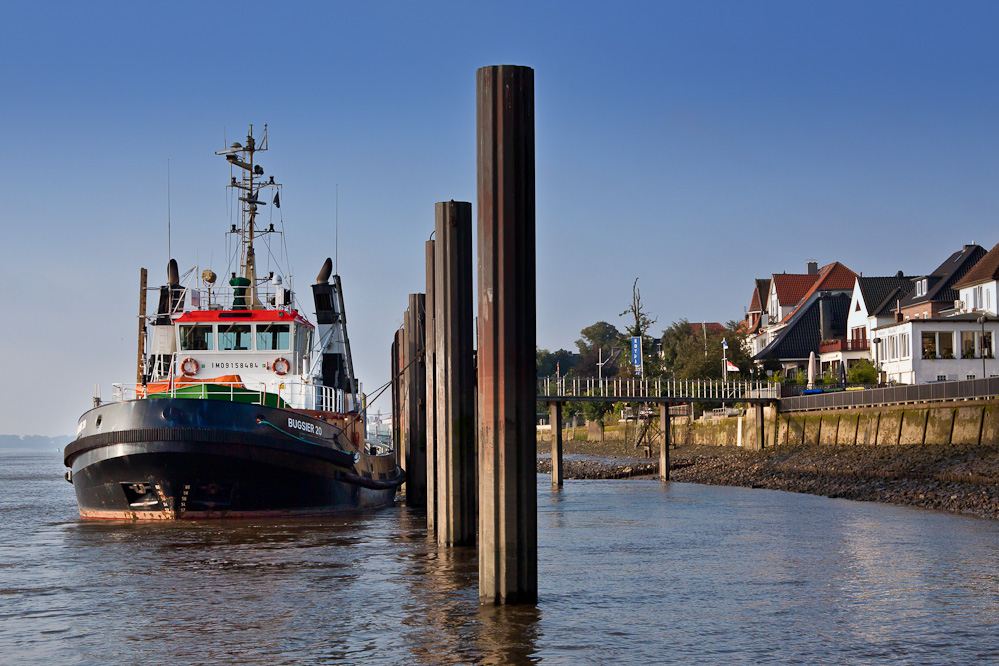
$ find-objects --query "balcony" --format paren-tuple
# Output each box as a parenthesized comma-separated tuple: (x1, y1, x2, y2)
(819, 338, 870, 353)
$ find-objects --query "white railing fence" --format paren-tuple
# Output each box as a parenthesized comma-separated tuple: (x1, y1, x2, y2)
(537, 377, 779, 401)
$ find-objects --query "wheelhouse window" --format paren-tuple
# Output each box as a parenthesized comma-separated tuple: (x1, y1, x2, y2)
(219, 324, 252, 351)
(179, 325, 214, 351)
(256, 323, 291, 351)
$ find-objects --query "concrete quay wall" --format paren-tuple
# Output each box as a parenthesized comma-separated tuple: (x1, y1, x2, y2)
(675, 399, 999, 450)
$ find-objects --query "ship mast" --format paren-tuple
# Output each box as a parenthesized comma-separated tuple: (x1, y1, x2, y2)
(216, 124, 278, 309)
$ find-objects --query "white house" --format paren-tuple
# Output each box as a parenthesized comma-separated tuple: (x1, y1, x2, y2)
(825, 274, 913, 373)
(873, 315, 997, 384)
(953, 241, 999, 316)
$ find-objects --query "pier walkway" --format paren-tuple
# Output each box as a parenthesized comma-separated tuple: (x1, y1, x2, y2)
(537, 377, 779, 404)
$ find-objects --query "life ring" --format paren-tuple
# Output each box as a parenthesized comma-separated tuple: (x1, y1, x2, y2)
(180, 358, 199, 376)
(272, 357, 290, 375)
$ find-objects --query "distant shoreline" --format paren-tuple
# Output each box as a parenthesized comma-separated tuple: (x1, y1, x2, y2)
(0, 434, 72, 452)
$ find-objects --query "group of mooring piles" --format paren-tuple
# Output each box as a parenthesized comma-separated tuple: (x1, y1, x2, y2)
(390, 65, 537, 605)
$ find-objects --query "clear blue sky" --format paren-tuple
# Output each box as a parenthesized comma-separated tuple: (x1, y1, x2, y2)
(2, 1, 996, 436)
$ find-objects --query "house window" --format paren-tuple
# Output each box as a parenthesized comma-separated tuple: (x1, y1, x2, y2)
(937, 375, 947, 381)
(900, 333, 909, 359)
(982, 331, 994, 358)
(922, 332, 937, 358)
(938, 331, 955, 359)
(962, 331, 977, 358)
(916, 281, 923, 297)
(967, 375, 976, 380)
(922, 331, 955, 358)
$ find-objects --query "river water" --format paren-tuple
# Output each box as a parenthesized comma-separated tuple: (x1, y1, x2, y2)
(4, 450, 999, 665)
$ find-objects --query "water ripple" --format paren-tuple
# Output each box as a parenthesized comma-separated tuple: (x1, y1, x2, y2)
(3, 452, 999, 664)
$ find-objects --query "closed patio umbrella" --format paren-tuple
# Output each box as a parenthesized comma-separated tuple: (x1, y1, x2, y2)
(807, 351, 817, 389)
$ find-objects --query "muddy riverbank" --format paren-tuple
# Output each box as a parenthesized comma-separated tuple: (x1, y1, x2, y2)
(537, 440, 999, 519)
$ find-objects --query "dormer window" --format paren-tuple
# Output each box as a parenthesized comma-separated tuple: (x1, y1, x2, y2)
(915, 279, 927, 298)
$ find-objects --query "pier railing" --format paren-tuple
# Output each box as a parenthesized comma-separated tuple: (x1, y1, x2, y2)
(780, 376, 999, 412)
(537, 377, 779, 402)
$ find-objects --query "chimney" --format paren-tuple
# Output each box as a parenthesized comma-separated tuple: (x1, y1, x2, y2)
(807, 261, 818, 275)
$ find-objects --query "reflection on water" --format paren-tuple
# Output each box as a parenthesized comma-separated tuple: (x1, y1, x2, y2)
(4, 451, 999, 665)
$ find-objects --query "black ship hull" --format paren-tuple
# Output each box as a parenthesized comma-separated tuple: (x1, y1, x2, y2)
(65, 398, 403, 520)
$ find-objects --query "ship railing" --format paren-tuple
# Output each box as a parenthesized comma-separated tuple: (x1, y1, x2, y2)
(364, 439, 393, 456)
(181, 285, 295, 313)
(112, 381, 270, 404)
(109, 380, 342, 411)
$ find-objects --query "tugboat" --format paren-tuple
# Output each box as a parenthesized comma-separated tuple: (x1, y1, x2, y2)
(64, 126, 404, 519)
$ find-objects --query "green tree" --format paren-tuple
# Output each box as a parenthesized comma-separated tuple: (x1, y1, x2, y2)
(537, 346, 575, 377)
(658, 319, 751, 380)
(576, 321, 622, 355)
(760, 353, 782, 377)
(581, 395, 612, 425)
(847, 358, 878, 384)
(575, 321, 623, 377)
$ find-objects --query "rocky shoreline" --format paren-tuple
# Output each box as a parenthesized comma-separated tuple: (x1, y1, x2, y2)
(536, 442, 999, 519)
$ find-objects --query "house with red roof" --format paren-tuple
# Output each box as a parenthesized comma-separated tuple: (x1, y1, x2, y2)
(750, 261, 859, 376)
(746, 263, 819, 357)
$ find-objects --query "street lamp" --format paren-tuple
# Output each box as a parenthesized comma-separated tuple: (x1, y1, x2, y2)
(872, 337, 882, 385)
(978, 314, 988, 380)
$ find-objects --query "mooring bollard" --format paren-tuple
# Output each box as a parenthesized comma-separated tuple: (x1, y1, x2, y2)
(756, 402, 765, 449)
(425, 241, 438, 534)
(550, 401, 563, 488)
(660, 403, 670, 482)
(434, 200, 476, 547)
(477, 64, 537, 605)
(405, 294, 427, 507)
(392, 329, 405, 476)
